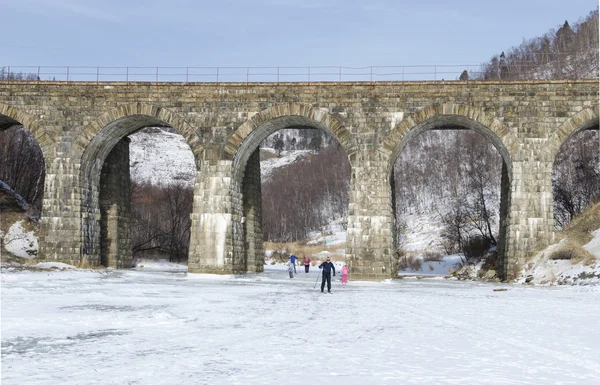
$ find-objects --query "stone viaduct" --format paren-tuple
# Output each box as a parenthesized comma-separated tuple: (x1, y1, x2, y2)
(0, 79, 598, 280)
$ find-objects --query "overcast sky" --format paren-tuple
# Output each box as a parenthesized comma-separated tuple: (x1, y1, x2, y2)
(1, 0, 598, 68)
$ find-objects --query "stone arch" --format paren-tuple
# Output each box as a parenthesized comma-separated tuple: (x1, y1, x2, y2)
(545, 104, 599, 229)
(224, 103, 354, 273)
(71, 102, 202, 160)
(541, 104, 599, 161)
(0, 103, 55, 159)
(75, 103, 201, 266)
(380, 103, 519, 280)
(225, 103, 356, 176)
(380, 103, 520, 175)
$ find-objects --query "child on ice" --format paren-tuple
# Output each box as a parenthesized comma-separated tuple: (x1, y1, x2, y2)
(341, 263, 349, 285)
(287, 258, 295, 279)
(303, 255, 311, 273)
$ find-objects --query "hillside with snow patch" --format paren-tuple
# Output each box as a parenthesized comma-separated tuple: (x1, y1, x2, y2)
(128, 129, 315, 185)
(259, 148, 312, 181)
(129, 128, 195, 186)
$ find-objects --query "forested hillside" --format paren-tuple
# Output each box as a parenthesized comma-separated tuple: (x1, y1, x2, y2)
(261, 136, 349, 242)
(476, 8, 598, 80)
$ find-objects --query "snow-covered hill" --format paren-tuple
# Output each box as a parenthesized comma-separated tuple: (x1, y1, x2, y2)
(129, 128, 195, 186)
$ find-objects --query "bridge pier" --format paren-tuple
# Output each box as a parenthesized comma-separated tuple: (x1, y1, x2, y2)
(188, 150, 236, 274)
(504, 158, 555, 280)
(38, 153, 82, 265)
(346, 149, 396, 281)
(241, 149, 264, 273)
(188, 148, 264, 275)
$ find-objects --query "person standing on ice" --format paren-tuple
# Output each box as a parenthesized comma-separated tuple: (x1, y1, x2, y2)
(303, 255, 311, 273)
(341, 263, 349, 285)
(318, 256, 336, 293)
(289, 254, 298, 274)
(287, 258, 295, 279)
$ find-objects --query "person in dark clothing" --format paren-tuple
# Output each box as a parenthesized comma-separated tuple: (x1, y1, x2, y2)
(318, 256, 336, 293)
(289, 254, 298, 274)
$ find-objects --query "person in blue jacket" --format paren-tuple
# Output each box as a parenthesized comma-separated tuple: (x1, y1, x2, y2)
(289, 254, 298, 274)
(319, 256, 336, 293)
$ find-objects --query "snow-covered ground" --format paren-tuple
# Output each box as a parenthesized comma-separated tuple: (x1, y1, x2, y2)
(400, 212, 446, 255)
(132, 259, 188, 271)
(2, 264, 600, 384)
(398, 254, 464, 276)
(584, 229, 600, 256)
(1, 220, 38, 258)
(397, 212, 463, 276)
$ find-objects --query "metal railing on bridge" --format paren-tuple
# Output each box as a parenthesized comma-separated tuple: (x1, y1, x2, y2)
(1, 63, 597, 83)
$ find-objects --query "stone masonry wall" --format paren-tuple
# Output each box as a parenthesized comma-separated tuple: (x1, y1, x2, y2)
(0, 80, 597, 280)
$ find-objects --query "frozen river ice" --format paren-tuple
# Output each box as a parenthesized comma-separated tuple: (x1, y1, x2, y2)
(2, 264, 600, 385)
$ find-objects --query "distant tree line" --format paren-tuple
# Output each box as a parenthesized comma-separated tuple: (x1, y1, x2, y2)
(0, 67, 40, 81)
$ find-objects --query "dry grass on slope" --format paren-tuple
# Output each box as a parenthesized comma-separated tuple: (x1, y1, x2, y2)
(550, 200, 600, 264)
(557, 200, 600, 245)
(264, 241, 345, 262)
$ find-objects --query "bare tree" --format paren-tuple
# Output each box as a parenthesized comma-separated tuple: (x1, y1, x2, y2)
(553, 129, 600, 228)
(130, 182, 193, 262)
(0, 125, 45, 218)
(0, 67, 39, 81)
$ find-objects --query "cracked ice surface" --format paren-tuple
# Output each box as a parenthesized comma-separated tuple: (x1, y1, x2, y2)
(2, 266, 600, 385)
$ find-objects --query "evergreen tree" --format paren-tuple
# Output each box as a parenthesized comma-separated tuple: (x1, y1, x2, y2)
(499, 52, 509, 80)
(555, 20, 574, 53)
